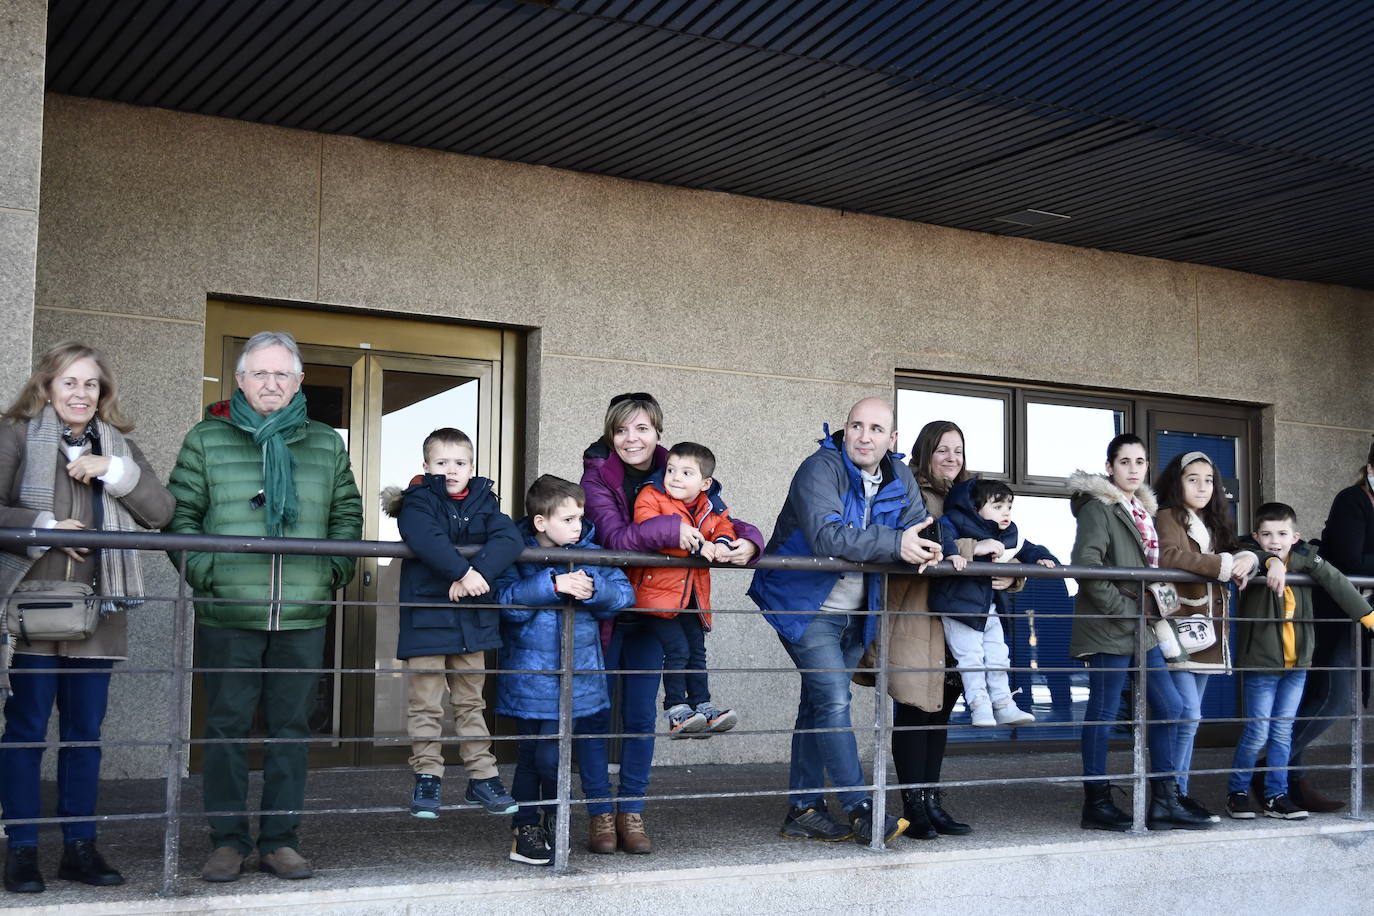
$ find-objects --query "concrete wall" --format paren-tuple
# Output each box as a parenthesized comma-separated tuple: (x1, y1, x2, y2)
(32, 93, 1374, 774)
(0, 0, 45, 396)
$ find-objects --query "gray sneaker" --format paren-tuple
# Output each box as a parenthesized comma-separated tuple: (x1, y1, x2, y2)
(695, 702, 739, 733)
(779, 805, 854, 841)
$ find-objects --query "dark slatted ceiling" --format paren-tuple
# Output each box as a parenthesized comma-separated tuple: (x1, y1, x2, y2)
(44, 0, 1374, 290)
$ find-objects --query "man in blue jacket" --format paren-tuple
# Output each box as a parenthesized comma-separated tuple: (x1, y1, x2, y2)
(749, 398, 945, 846)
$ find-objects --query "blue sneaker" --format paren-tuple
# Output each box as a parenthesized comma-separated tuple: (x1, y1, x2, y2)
(465, 777, 518, 815)
(410, 774, 441, 819)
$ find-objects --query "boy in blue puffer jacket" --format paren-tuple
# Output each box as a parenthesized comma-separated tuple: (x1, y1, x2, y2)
(930, 477, 1058, 728)
(494, 475, 635, 866)
(382, 428, 523, 824)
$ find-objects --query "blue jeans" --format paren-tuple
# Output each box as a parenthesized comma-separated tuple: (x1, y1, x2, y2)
(1080, 648, 1184, 783)
(641, 614, 710, 709)
(0, 654, 115, 847)
(1289, 627, 1354, 774)
(510, 715, 612, 827)
(1229, 669, 1307, 798)
(778, 613, 867, 811)
(605, 617, 663, 814)
(1170, 670, 1210, 794)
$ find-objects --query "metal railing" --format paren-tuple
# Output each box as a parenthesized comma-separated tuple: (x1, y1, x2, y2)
(0, 527, 1369, 894)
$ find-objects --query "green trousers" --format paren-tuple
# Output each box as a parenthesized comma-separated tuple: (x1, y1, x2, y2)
(197, 625, 326, 855)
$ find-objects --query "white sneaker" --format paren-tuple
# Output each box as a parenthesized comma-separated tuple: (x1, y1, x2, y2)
(969, 700, 997, 727)
(992, 701, 1035, 726)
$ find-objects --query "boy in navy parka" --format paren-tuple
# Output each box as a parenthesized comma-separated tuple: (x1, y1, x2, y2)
(382, 428, 523, 822)
(494, 475, 635, 865)
(931, 477, 1057, 728)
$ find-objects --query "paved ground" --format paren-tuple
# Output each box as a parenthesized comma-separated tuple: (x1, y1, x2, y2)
(1, 744, 1367, 909)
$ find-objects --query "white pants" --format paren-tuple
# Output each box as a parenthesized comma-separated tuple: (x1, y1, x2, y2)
(942, 606, 1012, 707)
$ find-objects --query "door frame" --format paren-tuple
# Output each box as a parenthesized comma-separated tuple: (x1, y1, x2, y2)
(199, 300, 526, 768)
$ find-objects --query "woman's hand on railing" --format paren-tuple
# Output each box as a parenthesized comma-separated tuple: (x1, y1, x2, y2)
(53, 517, 90, 562)
(1231, 551, 1258, 585)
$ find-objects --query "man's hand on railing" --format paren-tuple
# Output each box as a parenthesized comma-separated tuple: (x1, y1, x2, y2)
(900, 517, 943, 568)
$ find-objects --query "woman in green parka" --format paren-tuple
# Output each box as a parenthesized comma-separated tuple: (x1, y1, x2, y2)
(1068, 433, 1210, 833)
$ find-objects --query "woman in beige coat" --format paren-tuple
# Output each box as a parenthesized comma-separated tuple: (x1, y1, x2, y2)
(883, 420, 982, 839)
(0, 342, 174, 894)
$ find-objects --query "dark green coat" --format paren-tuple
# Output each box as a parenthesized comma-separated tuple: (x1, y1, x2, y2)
(166, 402, 362, 630)
(1234, 539, 1372, 671)
(1067, 471, 1160, 658)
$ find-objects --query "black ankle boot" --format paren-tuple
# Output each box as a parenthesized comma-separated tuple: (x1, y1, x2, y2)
(901, 789, 938, 840)
(923, 788, 972, 835)
(1147, 778, 1213, 831)
(4, 846, 44, 894)
(58, 840, 124, 887)
(1080, 782, 1131, 831)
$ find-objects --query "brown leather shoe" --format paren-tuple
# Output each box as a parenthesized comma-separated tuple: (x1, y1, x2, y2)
(200, 846, 245, 883)
(615, 812, 651, 854)
(258, 846, 313, 880)
(1293, 775, 1346, 813)
(587, 813, 617, 854)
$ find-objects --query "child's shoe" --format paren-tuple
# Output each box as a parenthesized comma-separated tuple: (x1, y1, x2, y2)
(968, 698, 997, 728)
(587, 813, 617, 854)
(665, 703, 708, 738)
(1262, 793, 1309, 820)
(410, 773, 441, 819)
(465, 776, 518, 815)
(1226, 791, 1258, 819)
(991, 699, 1034, 726)
(846, 798, 908, 845)
(509, 824, 552, 866)
(695, 701, 738, 733)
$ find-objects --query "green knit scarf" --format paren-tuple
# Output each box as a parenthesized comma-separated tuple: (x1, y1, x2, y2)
(228, 389, 305, 536)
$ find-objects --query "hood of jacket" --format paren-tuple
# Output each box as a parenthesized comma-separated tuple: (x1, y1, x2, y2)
(1068, 470, 1157, 517)
(380, 474, 496, 518)
(942, 476, 1019, 547)
(818, 424, 906, 495)
(641, 467, 730, 517)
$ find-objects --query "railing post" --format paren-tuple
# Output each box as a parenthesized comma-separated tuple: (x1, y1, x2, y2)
(160, 553, 192, 897)
(1130, 589, 1148, 833)
(553, 563, 575, 871)
(1349, 619, 1364, 820)
(870, 577, 891, 850)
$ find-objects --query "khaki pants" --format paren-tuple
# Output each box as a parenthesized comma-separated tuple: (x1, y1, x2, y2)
(405, 652, 497, 779)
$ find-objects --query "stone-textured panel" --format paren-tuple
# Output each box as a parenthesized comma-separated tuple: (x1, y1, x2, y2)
(0, 209, 38, 399)
(0, 0, 45, 211)
(37, 95, 319, 321)
(1197, 265, 1374, 430)
(1273, 420, 1374, 539)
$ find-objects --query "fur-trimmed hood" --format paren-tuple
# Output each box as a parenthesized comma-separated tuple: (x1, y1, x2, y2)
(1067, 470, 1157, 517)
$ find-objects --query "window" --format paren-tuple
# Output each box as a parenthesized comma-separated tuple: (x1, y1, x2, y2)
(896, 374, 1260, 747)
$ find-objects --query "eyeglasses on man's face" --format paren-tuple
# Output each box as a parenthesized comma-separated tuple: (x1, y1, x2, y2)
(239, 370, 300, 385)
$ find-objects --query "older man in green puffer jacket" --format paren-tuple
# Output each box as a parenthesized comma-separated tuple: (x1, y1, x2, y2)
(167, 331, 361, 883)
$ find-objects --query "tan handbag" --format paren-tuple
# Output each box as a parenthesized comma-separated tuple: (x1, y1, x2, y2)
(5, 557, 98, 645)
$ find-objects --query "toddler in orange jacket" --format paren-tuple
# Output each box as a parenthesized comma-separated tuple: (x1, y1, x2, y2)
(631, 442, 741, 737)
